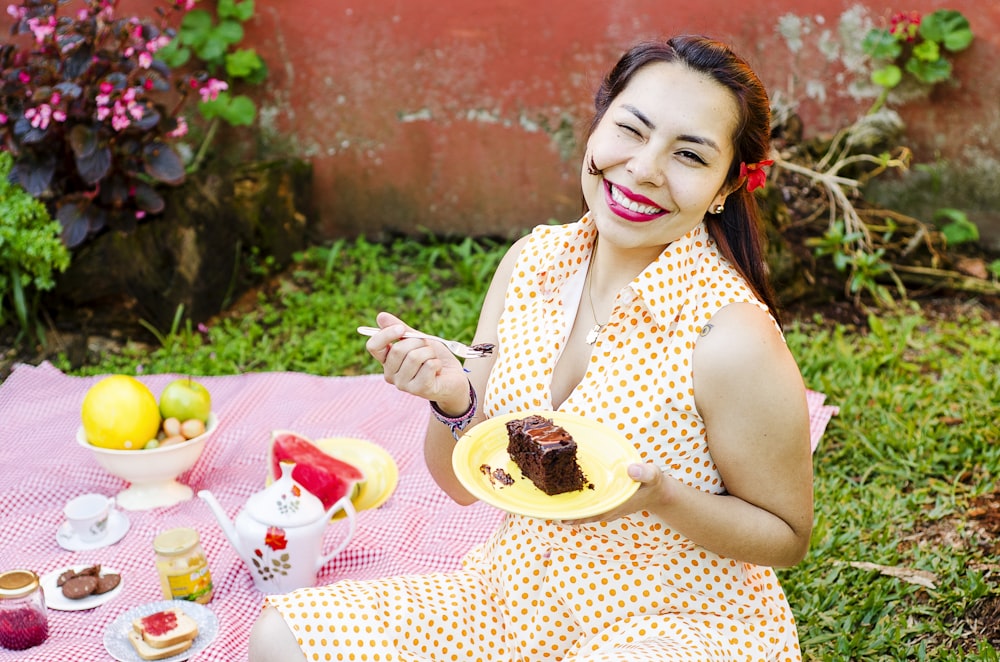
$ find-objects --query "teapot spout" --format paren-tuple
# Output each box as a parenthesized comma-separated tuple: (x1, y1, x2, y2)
(197, 490, 248, 565)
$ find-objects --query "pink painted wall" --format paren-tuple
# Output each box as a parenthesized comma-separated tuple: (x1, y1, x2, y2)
(9, 1, 999, 240)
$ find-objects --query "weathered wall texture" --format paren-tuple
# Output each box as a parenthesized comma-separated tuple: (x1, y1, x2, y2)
(11, 1, 1000, 244)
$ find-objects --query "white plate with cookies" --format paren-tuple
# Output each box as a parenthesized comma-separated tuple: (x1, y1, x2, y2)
(103, 599, 219, 662)
(40, 564, 124, 611)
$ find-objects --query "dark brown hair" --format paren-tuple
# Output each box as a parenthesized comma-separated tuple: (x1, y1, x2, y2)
(589, 36, 781, 325)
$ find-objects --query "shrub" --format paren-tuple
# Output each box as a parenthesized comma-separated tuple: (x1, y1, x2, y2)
(0, 151, 70, 342)
(0, 0, 249, 249)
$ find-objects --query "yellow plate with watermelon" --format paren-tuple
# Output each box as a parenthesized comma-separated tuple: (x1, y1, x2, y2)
(267, 431, 399, 518)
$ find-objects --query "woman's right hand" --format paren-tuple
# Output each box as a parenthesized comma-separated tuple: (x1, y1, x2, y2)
(364, 311, 472, 413)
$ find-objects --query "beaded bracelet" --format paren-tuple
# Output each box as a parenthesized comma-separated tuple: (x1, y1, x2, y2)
(430, 380, 478, 440)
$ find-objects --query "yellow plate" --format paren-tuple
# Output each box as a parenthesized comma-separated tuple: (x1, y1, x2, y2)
(452, 411, 641, 520)
(314, 437, 399, 517)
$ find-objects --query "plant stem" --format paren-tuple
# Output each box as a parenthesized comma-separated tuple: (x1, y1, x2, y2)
(188, 117, 220, 174)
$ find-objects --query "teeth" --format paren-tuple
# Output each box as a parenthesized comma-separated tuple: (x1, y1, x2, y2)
(610, 184, 663, 215)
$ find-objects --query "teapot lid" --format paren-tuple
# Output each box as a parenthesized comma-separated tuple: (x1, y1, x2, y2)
(245, 462, 325, 527)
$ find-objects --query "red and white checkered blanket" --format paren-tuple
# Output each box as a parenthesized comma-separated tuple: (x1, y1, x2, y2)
(0, 362, 837, 661)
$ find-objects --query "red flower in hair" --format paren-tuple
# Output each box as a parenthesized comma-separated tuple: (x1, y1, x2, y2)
(740, 159, 774, 192)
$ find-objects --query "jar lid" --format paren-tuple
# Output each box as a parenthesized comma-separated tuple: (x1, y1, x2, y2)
(153, 527, 200, 555)
(0, 570, 39, 599)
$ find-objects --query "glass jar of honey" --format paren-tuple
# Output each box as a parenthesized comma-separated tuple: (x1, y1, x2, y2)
(153, 527, 213, 603)
(0, 569, 49, 650)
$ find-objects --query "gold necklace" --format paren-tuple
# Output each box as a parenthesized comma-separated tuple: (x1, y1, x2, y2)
(584, 256, 605, 345)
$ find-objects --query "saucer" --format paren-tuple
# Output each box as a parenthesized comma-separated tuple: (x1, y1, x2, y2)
(40, 565, 124, 611)
(57, 509, 130, 551)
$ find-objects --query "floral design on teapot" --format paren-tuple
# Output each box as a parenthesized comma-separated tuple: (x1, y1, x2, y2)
(252, 526, 291, 581)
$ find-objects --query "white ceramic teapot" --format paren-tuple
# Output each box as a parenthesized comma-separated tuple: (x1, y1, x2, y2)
(199, 462, 356, 593)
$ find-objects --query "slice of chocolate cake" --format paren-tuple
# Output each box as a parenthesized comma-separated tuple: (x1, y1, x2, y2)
(506, 415, 586, 495)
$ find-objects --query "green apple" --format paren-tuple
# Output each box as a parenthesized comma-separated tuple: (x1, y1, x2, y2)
(159, 378, 212, 423)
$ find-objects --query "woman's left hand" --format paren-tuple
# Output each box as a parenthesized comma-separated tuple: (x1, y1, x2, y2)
(561, 462, 666, 525)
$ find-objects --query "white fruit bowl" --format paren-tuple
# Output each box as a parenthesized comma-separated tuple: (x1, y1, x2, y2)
(77, 413, 218, 511)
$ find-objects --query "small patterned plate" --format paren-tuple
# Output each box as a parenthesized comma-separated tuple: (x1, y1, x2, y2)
(103, 599, 219, 662)
(453, 411, 642, 519)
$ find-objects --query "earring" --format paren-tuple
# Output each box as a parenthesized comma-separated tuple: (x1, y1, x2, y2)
(711, 204, 724, 214)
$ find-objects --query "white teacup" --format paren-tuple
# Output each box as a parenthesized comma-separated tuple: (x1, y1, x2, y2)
(64, 493, 116, 543)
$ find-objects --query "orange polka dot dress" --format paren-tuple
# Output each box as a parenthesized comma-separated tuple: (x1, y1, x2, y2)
(265, 215, 802, 661)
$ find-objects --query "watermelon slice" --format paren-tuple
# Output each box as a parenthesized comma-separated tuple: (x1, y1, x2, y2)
(269, 431, 365, 510)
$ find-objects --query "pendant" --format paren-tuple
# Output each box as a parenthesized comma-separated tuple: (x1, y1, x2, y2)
(585, 323, 604, 345)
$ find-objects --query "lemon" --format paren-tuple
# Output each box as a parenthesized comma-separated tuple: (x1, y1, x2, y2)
(81, 375, 162, 450)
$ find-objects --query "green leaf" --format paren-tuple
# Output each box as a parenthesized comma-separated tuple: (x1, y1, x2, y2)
(871, 65, 902, 89)
(213, 20, 245, 46)
(179, 9, 213, 47)
(225, 49, 263, 78)
(934, 208, 979, 245)
(862, 29, 901, 59)
(988, 259, 1000, 279)
(195, 39, 227, 63)
(155, 39, 191, 68)
(219, 0, 255, 22)
(905, 57, 951, 85)
(222, 95, 256, 126)
(911, 39, 940, 63)
(920, 10, 973, 52)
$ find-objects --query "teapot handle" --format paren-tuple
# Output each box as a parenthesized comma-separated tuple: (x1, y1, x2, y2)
(318, 496, 357, 568)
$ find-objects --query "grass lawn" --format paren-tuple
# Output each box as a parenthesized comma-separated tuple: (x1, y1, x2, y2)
(56, 236, 1000, 660)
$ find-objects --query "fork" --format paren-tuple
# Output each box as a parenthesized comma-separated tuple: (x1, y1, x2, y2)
(356, 326, 494, 359)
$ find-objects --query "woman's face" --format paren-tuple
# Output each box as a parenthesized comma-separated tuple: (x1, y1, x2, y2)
(582, 61, 740, 253)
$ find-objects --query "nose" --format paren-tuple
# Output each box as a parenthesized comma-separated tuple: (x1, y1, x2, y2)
(625, 145, 666, 187)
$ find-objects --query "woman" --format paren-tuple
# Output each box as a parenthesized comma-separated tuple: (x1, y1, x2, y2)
(250, 35, 813, 661)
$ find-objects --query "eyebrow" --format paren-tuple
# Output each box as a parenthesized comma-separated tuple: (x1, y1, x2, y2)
(623, 104, 722, 153)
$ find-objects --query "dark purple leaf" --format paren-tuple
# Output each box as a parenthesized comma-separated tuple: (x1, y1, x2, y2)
(101, 174, 130, 207)
(69, 124, 98, 157)
(76, 144, 111, 184)
(56, 202, 92, 248)
(143, 141, 185, 185)
(131, 104, 160, 131)
(133, 181, 165, 213)
(13, 117, 46, 144)
(54, 81, 83, 99)
(9, 155, 54, 196)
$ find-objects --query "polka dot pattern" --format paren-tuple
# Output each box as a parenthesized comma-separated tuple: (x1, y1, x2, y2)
(265, 217, 801, 660)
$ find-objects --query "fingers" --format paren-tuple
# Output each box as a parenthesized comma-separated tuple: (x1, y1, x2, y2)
(627, 462, 661, 484)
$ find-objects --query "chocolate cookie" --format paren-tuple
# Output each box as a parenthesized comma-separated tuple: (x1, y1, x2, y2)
(61, 574, 98, 599)
(93, 573, 121, 594)
(56, 568, 77, 587)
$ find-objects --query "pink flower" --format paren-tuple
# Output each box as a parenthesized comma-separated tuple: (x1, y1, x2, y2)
(111, 113, 130, 131)
(100, 82, 114, 95)
(146, 35, 170, 54)
(138, 51, 152, 69)
(198, 78, 228, 102)
(18, 71, 30, 84)
(740, 159, 774, 193)
(167, 116, 189, 138)
(77, 8, 88, 20)
(96, 106, 111, 121)
(0, 113, 7, 125)
(135, 210, 146, 219)
(177, 0, 197, 10)
(890, 11, 922, 43)
(7, 5, 26, 19)
(27, 16, 55, 43)
(25, 104, 53, 130)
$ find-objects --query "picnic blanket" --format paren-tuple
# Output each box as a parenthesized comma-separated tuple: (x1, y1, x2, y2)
(0, 362, 838, 661)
